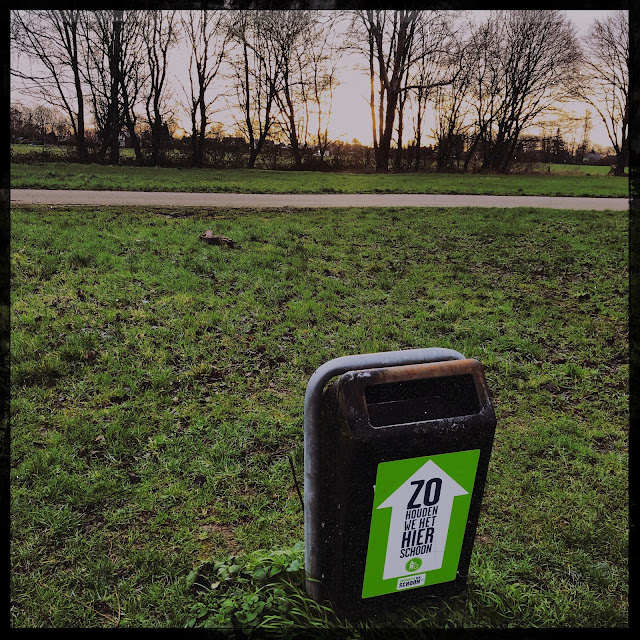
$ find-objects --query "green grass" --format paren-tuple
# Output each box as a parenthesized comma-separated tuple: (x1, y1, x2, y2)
(546, 163, 626, 176)
(11, 205, 628, 629)
(10, 162, 629, 197)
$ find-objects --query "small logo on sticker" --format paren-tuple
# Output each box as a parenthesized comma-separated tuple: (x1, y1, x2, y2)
(405, 558, 422, 572)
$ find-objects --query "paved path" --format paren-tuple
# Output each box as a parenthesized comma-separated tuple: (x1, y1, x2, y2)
(11, 189, 629, 211)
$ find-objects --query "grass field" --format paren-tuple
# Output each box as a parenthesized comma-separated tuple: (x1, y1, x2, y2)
(10, 160, 629, 198)
(545, 164, 622, 176)
(10, 204, 628, 630)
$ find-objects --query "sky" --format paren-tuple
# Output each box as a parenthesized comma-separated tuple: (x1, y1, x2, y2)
(11, 9, 624, 150)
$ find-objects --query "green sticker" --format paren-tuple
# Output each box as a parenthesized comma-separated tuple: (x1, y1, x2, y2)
(362, 450, 480, 599)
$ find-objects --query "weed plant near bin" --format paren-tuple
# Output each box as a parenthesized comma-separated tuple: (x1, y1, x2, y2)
(10, 205, 628, 629)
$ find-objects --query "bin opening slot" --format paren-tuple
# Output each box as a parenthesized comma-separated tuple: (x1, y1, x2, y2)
(364, 374, 481, 427)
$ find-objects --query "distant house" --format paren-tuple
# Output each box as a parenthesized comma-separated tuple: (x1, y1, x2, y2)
(312, 144, 334, 159)
(583, 150, 601, 163)
(118, 131, 132, 148)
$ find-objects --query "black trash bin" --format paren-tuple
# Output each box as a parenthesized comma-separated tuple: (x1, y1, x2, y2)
(305, 352, 496, 617)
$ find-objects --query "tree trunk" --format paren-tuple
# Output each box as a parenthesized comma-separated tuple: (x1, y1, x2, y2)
(462, 133, 481, 173)
(284, 78, 302, 169)
(190, 107, 200, 167)
(120, 76, 144, 165)
(614, 150, 627, 176)
(376, 93, 398, 173)
(198, 93, 207, 167)
(72, 56, 87, 162)
(413, 95, 423, 172)
(150, 99, 164, 165)
(123, 105, 144, 165)
(245, 119, 256, 169)
(150, 122, 160, 166)
(248, 149, 258, 169)
(394, 98, 405, 172)
(614, 118, 628, 176)
(436, 135, 452, 172)
(368, 31, 378, 162)
(107, 11, 122, 165)
(481, 127, 507, 173)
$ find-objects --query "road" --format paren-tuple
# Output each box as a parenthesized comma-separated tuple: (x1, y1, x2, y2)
(10, 189, 629, 211)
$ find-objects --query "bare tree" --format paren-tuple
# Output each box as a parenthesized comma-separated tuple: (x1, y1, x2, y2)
(306, 15, 342, 163)
(79, 10, 148, 165)
(578, 109, 593, 162)
(11, 10, 89, 160)
(141, 10, 178, 165)
(432, 43, 474, 173)
(80, 10, 124, 164)
(393, 63, 411, 171)
(396, 14, 452, 172)
(352, 10, 417, 172)
(404, 15, 455, 172)
(571, 10, 628, 176)
(560, 112, 586, 160)
(470, 11, 579, 173)
(458, 17, 502, 172)
(268, 11, 316, 169)
(10, 102, 68, 144)
(407, 51, 443, 171)
(181, 10, 230, 168)
(350, 10, 452, 173)
(118, 12, 148, 165)
(228, 10, 283, 169)
(267, 11, 344, 168)
(10, 103, 27, 141)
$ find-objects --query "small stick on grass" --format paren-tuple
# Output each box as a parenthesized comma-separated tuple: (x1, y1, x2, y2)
(113, 585, 121, 628)
(288, 453, 304, 513)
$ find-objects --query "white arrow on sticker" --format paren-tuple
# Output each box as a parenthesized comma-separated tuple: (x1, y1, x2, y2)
(377, 460, 468, 581)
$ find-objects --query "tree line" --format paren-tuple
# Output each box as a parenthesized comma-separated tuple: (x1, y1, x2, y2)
(10, 9, 628, 175)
